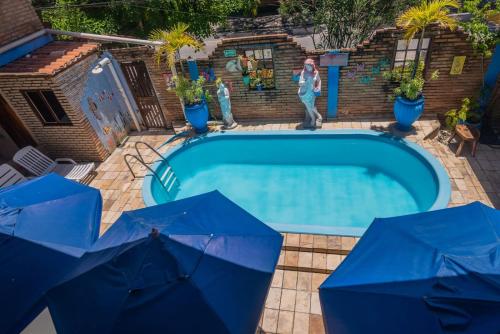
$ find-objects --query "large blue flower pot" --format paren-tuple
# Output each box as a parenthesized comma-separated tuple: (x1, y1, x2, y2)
(185, 101, 209, 133)
(393, 96, 425, 131)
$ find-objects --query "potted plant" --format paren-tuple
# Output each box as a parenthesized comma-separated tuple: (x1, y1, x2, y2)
(149, 23, 203, 123)
(387, 0, 458, 131)
(445, 97, 482, 130)
(173, 76, 212, 133)
(383, 61, 439, 131)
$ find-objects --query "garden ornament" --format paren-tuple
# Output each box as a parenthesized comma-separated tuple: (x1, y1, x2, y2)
(217, 79, 237, 129)
(298, 58, 322, 128)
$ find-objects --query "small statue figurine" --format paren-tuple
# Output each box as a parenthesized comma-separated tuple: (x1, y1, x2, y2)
(216, 78, 237, 129)
(298, 58, 322, 128)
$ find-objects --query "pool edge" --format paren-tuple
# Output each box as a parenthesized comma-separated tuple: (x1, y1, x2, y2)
(142, 129, 452, 236)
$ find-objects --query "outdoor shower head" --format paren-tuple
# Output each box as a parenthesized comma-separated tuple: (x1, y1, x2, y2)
(91, 57, 111, 75)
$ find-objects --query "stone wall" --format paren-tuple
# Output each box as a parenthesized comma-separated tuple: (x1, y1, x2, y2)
(0, 0, 43, 47)
(0, 54, 109, 162)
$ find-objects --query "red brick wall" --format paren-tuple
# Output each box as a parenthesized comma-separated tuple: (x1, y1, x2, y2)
(108, 28, 488, 124)
(0, 0, 43, 47)
(0, 54, 109, 162)
(336, 26, 489, 118)
(205, 34, 326, 121)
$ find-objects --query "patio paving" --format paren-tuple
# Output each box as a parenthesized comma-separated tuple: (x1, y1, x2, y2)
(89, 119, 500, 334)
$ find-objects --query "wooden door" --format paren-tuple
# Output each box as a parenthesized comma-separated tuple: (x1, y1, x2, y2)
(0, 94, 36, 147)
(120, 61, 166, 128)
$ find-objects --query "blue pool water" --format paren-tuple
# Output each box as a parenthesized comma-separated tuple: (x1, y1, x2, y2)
(143, 131, 450, 236)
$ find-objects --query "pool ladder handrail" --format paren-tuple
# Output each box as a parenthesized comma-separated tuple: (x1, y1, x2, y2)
(124, 141, 180, 198)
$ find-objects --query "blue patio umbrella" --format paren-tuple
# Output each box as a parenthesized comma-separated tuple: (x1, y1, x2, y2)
(319, 202, 500, 334)
(46, 190, 283, 334)
(0, 173, 102, 334)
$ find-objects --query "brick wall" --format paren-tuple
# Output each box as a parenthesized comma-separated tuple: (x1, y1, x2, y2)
(0, 0, 43, 47)
(0, 54, 109, 162)
(337, 26, 489, 117)
(108, 27, 488, 124)
(205, 34, 326, 121)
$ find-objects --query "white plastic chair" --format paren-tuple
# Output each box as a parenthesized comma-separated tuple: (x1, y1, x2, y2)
(0, 164, 26, 189)
(13, 146, 96, 183)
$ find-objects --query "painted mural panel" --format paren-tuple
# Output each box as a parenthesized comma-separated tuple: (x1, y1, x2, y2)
(81, 53, 136, 152)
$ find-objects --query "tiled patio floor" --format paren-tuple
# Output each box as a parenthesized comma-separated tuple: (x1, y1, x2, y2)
(89, 119, 500, 334)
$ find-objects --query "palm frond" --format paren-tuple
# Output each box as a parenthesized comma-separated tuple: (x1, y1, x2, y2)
(149, 23, 204, 69)
(396, 0, 458, 40)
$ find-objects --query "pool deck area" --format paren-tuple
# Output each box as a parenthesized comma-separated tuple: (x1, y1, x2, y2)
(89, 119, 500, 334)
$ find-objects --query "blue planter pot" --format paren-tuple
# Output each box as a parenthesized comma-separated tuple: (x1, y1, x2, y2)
(256, 84, 263, 91)
(393, 96, 425, 131)
(185, 101, 209, 133)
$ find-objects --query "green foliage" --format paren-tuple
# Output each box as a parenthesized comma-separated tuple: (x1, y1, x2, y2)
(173, 76, 212, 106)
(41, 0, 118, 35)
(149, 23, 203, 71)
(279, 0, 420, 49)
(459, 0, 500, 58)
(444, 97, 480, 129)
(383, 61, 439, 100)
(35, 0, 252, 38)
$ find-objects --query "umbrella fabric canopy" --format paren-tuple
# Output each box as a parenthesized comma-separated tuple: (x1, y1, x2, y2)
(320, 202, 500, 334)
(47, 190, 283, 334)
(0, 173, 102, 334)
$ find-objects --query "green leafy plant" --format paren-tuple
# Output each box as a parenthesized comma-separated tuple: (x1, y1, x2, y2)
(459, 0, 500, 58)
(37, 0, 256, 38)
(149, 23, 203, 77)
(396, 0, 458, 78)
(279, 0, 421, 49)
(383, 61, 439, 100)
(444, 97, 481, 129)
(173, 76, 212, 106)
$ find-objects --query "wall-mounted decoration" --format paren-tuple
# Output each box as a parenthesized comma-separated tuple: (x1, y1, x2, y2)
(450, 56, 466, 75)
(224, 49, 237, 57)
(319, 53, 349, 67)
(225, 60, 239, 72)
(163, 72, 175, 90)
(356, 63, 365, 72)
(239, 48, 276, 90)
(81, 54, 134, 152)
(378, 57, 390, 68)
(263, 49, 273, 59)
(292, 69, 302, 82)
(360, 75, 374, 84)
(371, 65, 381, 75)
(346, 70, 357, 79)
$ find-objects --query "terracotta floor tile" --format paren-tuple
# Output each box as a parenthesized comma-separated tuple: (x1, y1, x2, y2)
(293, 313, 310, 334)
(283, 271, 298, 289)
(277, 310, 294, 334)
(309, 314, 325, 334)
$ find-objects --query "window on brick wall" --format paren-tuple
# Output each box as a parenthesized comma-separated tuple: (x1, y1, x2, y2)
(393, 38, 431, 70)
(243, 48, 276, 90)
(23, 90, 71, 125)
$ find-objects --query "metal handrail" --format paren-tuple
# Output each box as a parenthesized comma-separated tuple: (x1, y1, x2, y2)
(124, 154, 165, 188)
(134, 141, 166, 165)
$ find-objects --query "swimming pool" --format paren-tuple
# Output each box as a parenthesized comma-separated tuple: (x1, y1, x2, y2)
(143, 130, 450, 236)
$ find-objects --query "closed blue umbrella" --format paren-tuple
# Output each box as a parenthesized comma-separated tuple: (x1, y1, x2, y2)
(320, 202, 500, 334)
(46, 190, 283, 334)
(0, 173, 102, 334)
